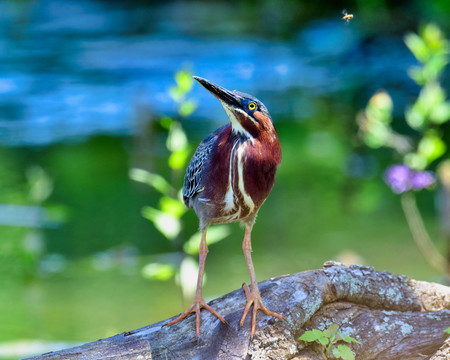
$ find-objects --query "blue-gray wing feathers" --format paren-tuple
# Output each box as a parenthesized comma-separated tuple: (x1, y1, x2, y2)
(182, 130, 219, 206)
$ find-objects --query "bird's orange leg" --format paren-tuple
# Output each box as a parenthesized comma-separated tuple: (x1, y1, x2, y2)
(166, 228, 226, 337)
(239, 225, 284, 335)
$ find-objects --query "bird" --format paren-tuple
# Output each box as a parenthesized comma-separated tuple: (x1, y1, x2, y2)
(166, 76, 283, 337)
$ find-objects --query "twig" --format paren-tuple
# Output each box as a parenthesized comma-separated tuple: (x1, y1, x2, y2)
(400, 191, 448, 273)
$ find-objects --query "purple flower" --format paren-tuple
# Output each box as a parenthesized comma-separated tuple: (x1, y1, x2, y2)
(384, 165, 412, 194)
(411, 171, 436, 190)
(384, 164, 436, 194)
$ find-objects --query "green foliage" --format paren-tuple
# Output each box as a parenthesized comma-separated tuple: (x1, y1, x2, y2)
(183, 225, 232, 255)
(142, 262, 177, 281)
(417, 130, 446, 164)
(166, 119, 190, 170)
(358, 24, 450, 171)
(27, 166, 54, 204)
(405, 24, 449, 84)
(169, 71, 195, 103)
(299, 328, 330, 346)
(131, 69, 195, 246)
(142, 207, 181, 240)
(332, 345, 356, 360)
(401, 24, 449, 170)
(405, 82, 450, 130)
(357, 24, 450, 275)
(444, 326, 450, 335)
(130, 69, 229, 300)
(299, 324, 360, 359)
(129, 168, 173, 195)
(358, 91, 393, 149)
(169, 70, 198, 116)
(0, 164, 59, 281)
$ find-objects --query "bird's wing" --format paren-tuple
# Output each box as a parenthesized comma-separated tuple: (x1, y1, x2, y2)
(182, 126, 225, 204)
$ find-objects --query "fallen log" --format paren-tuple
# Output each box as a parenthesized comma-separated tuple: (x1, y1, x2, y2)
(26, 262, 450, 360)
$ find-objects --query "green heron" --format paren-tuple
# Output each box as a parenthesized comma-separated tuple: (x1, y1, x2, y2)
(166, 76, 283, 337)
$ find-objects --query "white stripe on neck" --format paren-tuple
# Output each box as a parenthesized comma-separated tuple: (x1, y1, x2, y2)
(222, 104, 253, 139)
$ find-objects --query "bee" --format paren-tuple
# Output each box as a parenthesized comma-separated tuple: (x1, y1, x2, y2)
(342, 9, 354, 23)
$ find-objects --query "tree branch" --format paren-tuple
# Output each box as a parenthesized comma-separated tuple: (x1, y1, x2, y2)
(26, 262, 450, 360)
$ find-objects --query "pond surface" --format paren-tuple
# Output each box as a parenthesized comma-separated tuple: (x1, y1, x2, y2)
(0, 0, 417, 146)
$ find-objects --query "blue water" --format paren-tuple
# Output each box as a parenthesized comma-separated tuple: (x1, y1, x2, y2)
(0, 0, 416, 146)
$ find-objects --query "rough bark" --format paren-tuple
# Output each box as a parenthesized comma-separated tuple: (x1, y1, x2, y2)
(26, 262, 450, 360)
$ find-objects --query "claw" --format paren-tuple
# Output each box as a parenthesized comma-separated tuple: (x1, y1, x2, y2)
(239, 282, 284, 335)
(166, 296, 227, 337)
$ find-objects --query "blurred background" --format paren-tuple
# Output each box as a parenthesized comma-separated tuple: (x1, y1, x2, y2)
(1, 0, 450, 358)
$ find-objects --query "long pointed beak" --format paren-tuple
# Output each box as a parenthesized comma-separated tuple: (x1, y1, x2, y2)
(193, 76, 241, 108)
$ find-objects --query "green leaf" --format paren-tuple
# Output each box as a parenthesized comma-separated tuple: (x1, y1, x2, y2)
(183, 225, 231, 255)
(405, 32, 430, 63)
(27, 166, 54, 203)
(299, 329, 323, 343)
(404, 152, 427, 171)
(408, 55, 449, 85)
(407, 66, 430, 86)
(142, 207, 181, 240)
(360, 91, 393, 148)
(422, 82, 446, 110)
(418, 131, 446, 164)
(179, 100, 198, 117)
(407, 66, 426, 85)
(406, 82, 446, 129)
(421, 23, 448, 54)
(339, 333, 360, 344)
(423, 55, 449, 82)
(169, 86, 183, 103)
(444, 327, 450, 335)
(366, 91, 393, 124)
(159, 116, 174, 130)
(405, 24, 449, 83)
(430, 102, 450, 124)
(177, 256, 199, 300)
(317, 335, 329, 346)
(169, 70, 195, 104)
(332, 345, 355, 360)
(362, 122, 390, 149)
(142, 263, 176, 281)
(168, 149, 189, 170)
(405, 106, 426, 130)
(159, 196, 186, 218)
(175, 70, 194, 94)
(324, 324, 339, 339)
(165, 120, 191, 169)
(129, 168, 173, 195)
(167, 122, 188, 152)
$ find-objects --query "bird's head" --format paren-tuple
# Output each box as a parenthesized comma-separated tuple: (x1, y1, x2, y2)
(193, 76, 276, 141)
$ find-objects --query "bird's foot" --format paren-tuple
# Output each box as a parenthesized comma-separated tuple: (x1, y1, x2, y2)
(165, 296, 227, 338)
(239, 282, 284, 335)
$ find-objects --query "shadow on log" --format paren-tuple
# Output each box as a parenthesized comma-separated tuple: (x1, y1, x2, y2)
(26, 262, 450, 360)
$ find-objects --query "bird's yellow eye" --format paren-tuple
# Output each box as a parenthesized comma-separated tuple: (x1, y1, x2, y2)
(248, 102, 256, 111)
